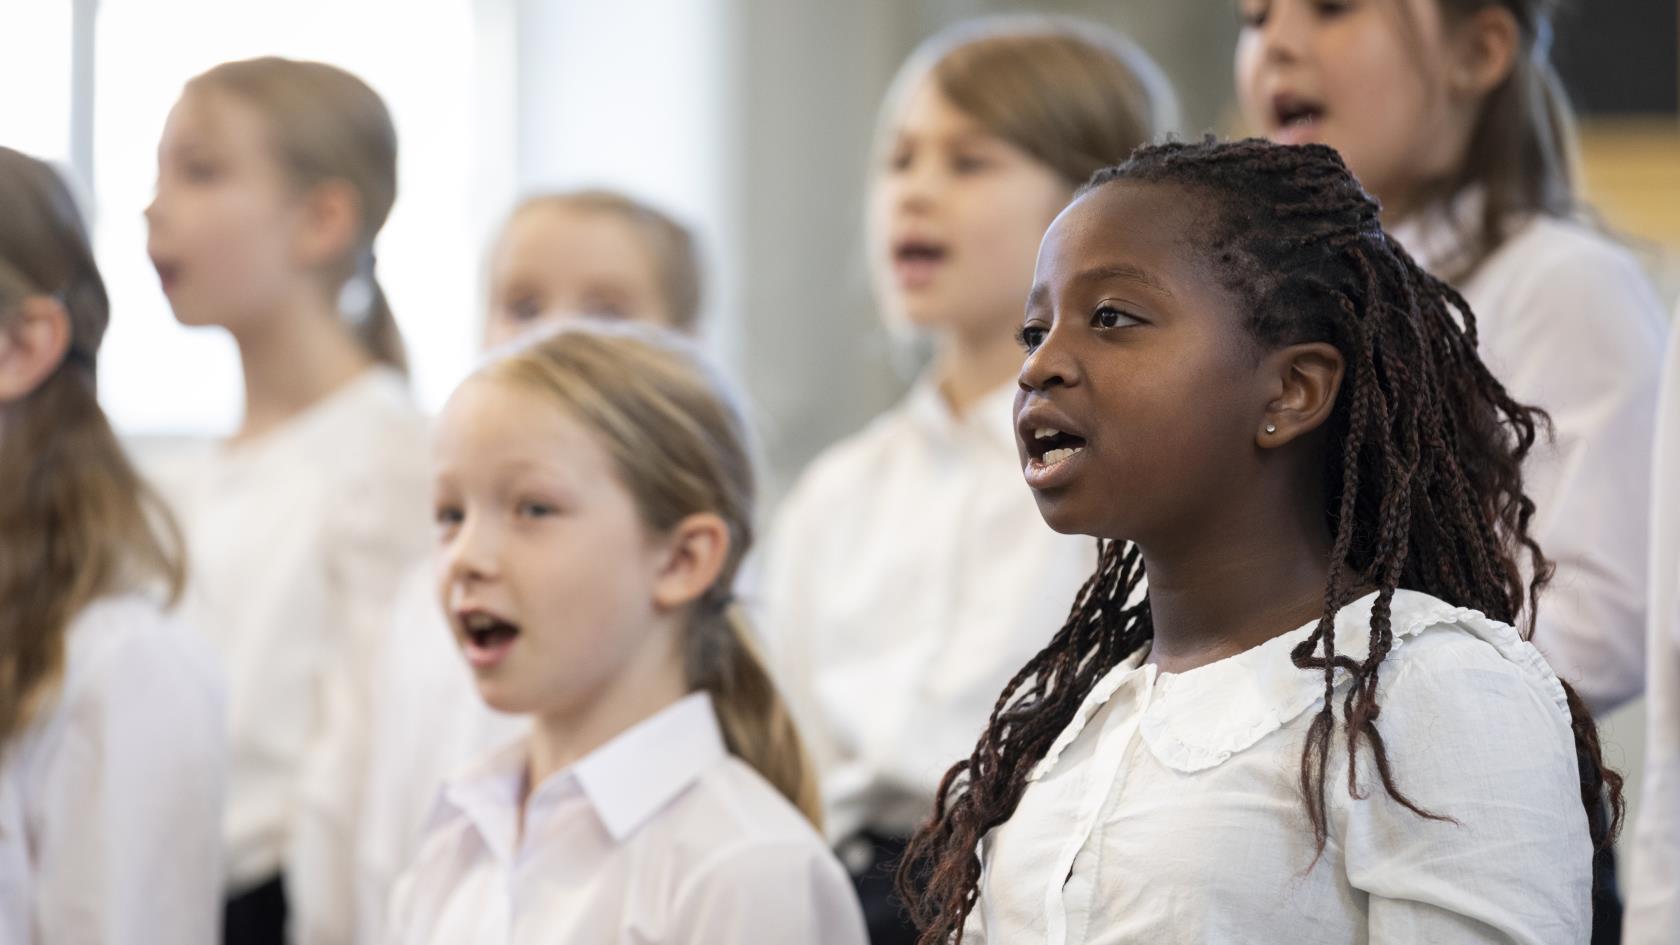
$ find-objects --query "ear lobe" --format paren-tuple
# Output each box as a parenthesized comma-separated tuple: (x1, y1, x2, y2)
(295, 178, 363, 270)
(1258, 342, 1344, 448)
(0, 295, 73, 402)
(651, 512, 733, 612)
(1452, 5, 1520, 98)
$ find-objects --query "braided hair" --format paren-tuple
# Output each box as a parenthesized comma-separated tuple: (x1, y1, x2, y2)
(896, 138, 1622, 943)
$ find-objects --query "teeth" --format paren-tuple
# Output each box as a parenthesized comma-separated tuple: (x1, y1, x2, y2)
(1034, 427, 1060, 441)
(1042, 446, 1083, 465)
(464, 613, 496, 631)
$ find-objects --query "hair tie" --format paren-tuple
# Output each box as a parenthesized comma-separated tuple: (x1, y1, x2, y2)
(1531, 15, 1554, 64)
(338, 248, 378, 325)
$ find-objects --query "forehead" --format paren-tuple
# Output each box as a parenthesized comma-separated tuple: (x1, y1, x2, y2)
(1036, 179, 1212, 288)
(888, 75, 990, 142)
(160, 88, 268, 154)
(436, 377, 594, 463)
(494, 206, 660, 283)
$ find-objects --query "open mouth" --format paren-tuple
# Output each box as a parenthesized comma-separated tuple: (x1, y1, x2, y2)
(1025, 426, 1088, 466)
(892, 239, 948, 287)
(152, 259, 181, 294)
(459, 610, 521, 667)
(1271, 94, 1325, 143)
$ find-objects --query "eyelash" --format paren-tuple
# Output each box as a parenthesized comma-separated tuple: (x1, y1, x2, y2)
(1015, 305, 1141, 353)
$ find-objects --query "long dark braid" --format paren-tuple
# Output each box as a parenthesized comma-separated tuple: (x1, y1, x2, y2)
(896, 138, 1623, 943)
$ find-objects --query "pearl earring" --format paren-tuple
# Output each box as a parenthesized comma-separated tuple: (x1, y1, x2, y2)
(1265, 424, 1277, 434)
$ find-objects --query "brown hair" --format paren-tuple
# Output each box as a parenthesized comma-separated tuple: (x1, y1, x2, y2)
(877, 15, 1179, 189)
(499, 190, 703, 331)
(0, 148, 185, 755)
(898, 139, 1621, 942)
(1421, 0, 1578, 277)
(188, 57, 407, 371)
(481, 324, 821, 826)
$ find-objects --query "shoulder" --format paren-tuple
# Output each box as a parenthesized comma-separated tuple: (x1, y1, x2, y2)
(664, 758, 844, 887)
(1479, 216, 1666, 318)
(65, 595, 223, 706)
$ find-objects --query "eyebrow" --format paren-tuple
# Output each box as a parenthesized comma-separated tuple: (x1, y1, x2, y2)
(1026, 262, 1173, 312)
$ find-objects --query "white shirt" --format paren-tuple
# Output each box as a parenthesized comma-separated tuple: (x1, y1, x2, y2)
(968, 589, 1591, 945)
(349, 565, 526, 945)
(0, 594, 226, 945)
(1392, 200, 1668, 713)
(1624, 310, 1680, 945)
(763, 378, 1097, 840)
(386, 692, 869, 945)
(146, 367, 432, 891)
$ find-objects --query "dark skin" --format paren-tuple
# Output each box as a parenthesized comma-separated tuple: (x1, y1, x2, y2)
(1014, 180, 1348, 673)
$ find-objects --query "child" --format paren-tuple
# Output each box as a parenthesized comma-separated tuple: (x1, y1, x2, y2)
(343, 190, 705, 945)
(143, 57, 432, 944)
(761, 17, 1174, 942)
(1626, 314, 1680, 945)
(897, 138, 1618, 945)
(387, 324, 868, 944)
(1235, 0, 1668, 716)
(0, 147, 224, 943)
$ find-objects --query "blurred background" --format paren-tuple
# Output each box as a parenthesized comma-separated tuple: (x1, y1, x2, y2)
(3, 0, 1677, 850)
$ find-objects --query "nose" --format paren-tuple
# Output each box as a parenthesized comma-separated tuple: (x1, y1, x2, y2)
(438, 512, 500, 593)
(1258, 0, 1307, 66)
(1018, 325, 1079, 394)
(893, 153, 939, 216)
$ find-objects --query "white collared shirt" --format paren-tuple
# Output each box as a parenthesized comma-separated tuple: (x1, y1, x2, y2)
(144, 367, 432, 891)
(385, 692, 868, 945)
(1625, 308, 1680, 945)
(967, 589, 1591, 945)
(762, 378, 1097, 841)
(1391, 199, 1669, 712)
(0, 594, 226, 945)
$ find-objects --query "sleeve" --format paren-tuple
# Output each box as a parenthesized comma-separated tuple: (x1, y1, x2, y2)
(1477, 235, 1668, 713)
(674, 842, 870, 945)
(756, 473, 841, 777)
(1335, 638, 1592, 945)
(289, 430, 435, 945)
(33, 621, 226, 945)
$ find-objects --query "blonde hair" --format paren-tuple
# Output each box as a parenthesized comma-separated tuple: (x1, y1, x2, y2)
(0, 147, 185, 754)
(187, 57, 407, 371)
(480, 324, 821, 826)
(877, 15, 1179, 189)
(499, 190, 703, 331)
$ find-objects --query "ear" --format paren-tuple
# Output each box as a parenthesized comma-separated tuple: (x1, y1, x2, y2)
(1447, 4, 1520, 100)
(0, 295, 73, 402)
(292, 178, 363, 270)
(1257, 342, 1344, 448)
(650, 511, 733, 612)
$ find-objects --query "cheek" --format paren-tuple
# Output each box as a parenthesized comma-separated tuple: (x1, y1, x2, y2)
(1233, 34, 1268, 125)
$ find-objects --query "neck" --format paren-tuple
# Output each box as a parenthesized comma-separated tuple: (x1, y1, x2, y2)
(1139, 477, 1334, 675)
(934, 323, 1023, 416)
(524, 627, 688, 799)
(229, 294, 373, 442)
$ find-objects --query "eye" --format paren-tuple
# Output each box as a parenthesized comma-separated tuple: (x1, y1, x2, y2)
(517, 500, 557, 520)
(951, 153, 990, 174)
(1313, 0, 1351, 17)
(1016, 324, 1048, 353)
(182, 159, 221, 184)
(887, 144, 912, 173)
(1091, 305, 1141, 331)
(433, 503, 463, 537)
(1237, 0, 1269, 27)
(504, 294, 542, 322)
(579, 296, 629, 321)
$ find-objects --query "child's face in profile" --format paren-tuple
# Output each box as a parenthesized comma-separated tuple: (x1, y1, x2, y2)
(431, 376, 675, 718)
(146, 91, 311, 331)
(1014, 181, 1271, 544)
(868, 75, 1071, 342)
(1233, 0, 1481, 212)
(484, 205, 674, 350)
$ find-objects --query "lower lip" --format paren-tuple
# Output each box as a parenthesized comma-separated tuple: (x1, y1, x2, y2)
(156, 269, 180, 295)
(462, 632, 518, 670)
(1024, 446, 1088, 490)
(893, 255, 944, 290)
(1273, 119, 1323, 146)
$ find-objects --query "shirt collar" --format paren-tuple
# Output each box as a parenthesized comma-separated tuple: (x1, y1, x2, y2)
(440, 691, 728, 858)
(902, 374, 1020, 456)
(1387, 185, 1488, 279)
(1031, 589, 1549, 779)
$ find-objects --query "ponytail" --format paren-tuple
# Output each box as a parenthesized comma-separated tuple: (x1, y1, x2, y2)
(687, 601, 824, 829)
(340, 253, 406, 374)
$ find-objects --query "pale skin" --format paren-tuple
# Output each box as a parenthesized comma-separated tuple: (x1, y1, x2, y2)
(867, 76, 1075, 416)
(0, 295, 72, 410)
(146, 89, 375, 443)
(431, 378, 731, 828)
(1234, 0, 1520, 223)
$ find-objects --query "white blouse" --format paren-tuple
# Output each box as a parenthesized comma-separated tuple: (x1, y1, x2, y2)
(385, 692, 869, 945)
(0, 594, 226, 945)
(145, 367, 432, 892)
(763, 378, 1097, 841)
(1391, 200, 1668, 713)
(1625, 310, 1680, 945)
(967, 589, 1591, 945)
(350, 565, 526, 945)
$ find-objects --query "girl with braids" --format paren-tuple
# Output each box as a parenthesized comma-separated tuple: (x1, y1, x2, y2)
(0, 147, 224, 943)
(762, 17, 1174, 943)
(388, 324, 866, 944)
(142, 58, 431, 943)
(897, 138, 1618, 945)
(1235, 0, 1668, 718)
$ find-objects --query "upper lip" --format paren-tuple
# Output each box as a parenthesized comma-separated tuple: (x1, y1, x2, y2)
(892, 233, 948, 259)
(451, 603, 515, 637)
(1016, 398, 1089, 460)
